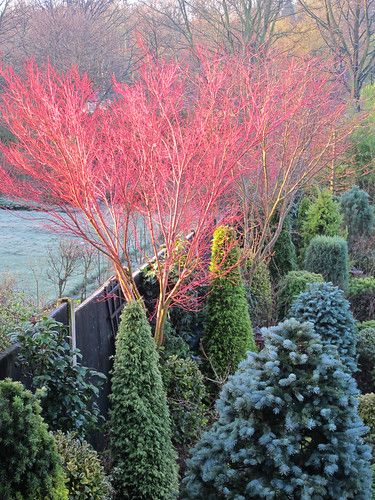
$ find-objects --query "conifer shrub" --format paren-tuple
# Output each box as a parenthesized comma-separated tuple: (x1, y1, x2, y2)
(358, 393, 375, 448)
(340, 186, 374, 249)
(290, 282, 357, 373)
(277, 270, 324, 320)
(357, 328, 375, 393)
(348, 277, 375, 321)
(304, 235, 349, 291)
(245, 258, 273, 327)
(109, 301, 178, 499)
(269, 216, 297, 282)
(0, 379, 68, 500)
(301, 189, 343, 247)
(183, 319, 372, 499)
(358, 320, 375, 331)
(54, 431, 112, 500)
(161, 355, 207, 447)
(203, 226, 255, 381)
(294, 194, 312, 256)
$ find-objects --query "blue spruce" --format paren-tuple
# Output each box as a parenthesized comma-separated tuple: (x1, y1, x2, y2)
(290, 282, 357, 373)
(183, 319, 371, 499)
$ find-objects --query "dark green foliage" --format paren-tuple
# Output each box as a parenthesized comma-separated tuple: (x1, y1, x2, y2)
(290, 282, 357, 373)
(161, 321, 191, 360)
(54, 431, 112, 500)
(294, 194, 312, 257)
(348, 277, 375, 321)
(0, 379, 68, 500)
(204, 226, 255, 381)
(304, 235, 349, 291)
(341, 186, 374, 248)
(269, 216, 297, 282)
(183, 319, 372, 499)
(109, 301, 178, 500)
(161, 355, 207, 447)
(358, 393, 375, 448)
(245, 258, 273, 327)
(277, 270, 324, 320)
(301, 189, 344, 247)
(14, 317, 105, 437)
(356, 328, 375, 393)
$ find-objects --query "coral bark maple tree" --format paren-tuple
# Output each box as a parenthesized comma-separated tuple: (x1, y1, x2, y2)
(0, 50, 346, 344)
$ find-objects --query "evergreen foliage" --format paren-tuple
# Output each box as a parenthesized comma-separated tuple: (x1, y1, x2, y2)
(277, 270, 324, 320)
(358, 320, 375, 331)
(348, 277, 375, 321)
(358, 393, 375, 448)
(0, 379, 68, 500)
(304, 235, 349, 291)
(269, 216, 297, 282)
(245, 258, 273, 327)
(301, 189, 343, 247)
(290, 282, 357, 373)
(294, 194, 312, 257)
(183, 319, 372, 499)
(54, 431, 112, 500)
(357, 328, 375, 393)
(161, 355, 207, 447)
(14, 317, 105, 437)
(340, 186, 374, 248)
(204, 226, 255, 380)
(109, 301, 178, 500)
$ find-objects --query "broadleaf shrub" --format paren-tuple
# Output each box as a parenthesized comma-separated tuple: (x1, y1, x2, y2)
(54, 431, 112, 500)
(348, 277, 375, 321)
(277, 270, 324, 320)
(290, 282, 357, 373)
(356, 328, 375, 393)
(109, 301, 178, 499)
(245, 258, 273, 327)
(14, 317, 105, 437)
(204, 226, 255, 381)
(304, 235, 349, 291)
(161, 355, 207, 447)
(183, 319, 372, 499)
(0, 379, 68, 500)
(301, 189, 343, 247)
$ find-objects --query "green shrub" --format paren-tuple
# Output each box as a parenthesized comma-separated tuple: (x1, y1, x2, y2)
(348, 277, 375, 321)
(245, 259, 273, 327)
(294, 194, 312, 256)
(54, 431, 111, 500)
(14, 317, 105, 437)
(277, 270, 324, 320)
(290, 282, 357, 373)
(0, 379, 68, 500)
(161, 355, 207, 447)
(341, 186, 374, 249)
(304, 235, 349, 291)
(203, 226, 255, 381)
(301, 189, 344, 247)
(269, 216, 297, 281)
(359, 393, 375, 448)
(109, 301, 178, 499)
(358, 320, 375, 332)
(183, 319, 372, 499)
(357, 328, 375, 393)
(0, 275, 34, 351)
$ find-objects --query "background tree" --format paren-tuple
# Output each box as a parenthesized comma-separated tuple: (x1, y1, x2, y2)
(297, 0, 375, 107)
